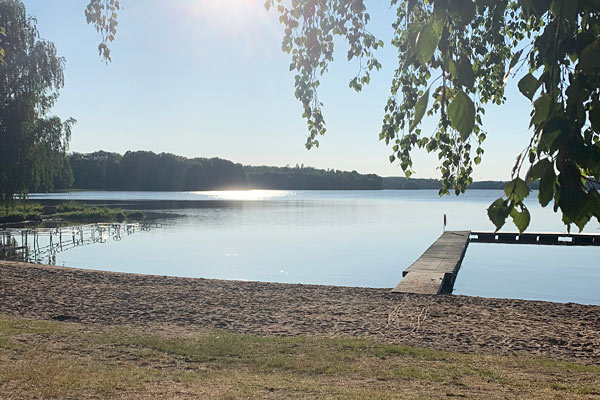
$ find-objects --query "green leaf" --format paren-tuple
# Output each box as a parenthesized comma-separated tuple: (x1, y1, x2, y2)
(510, 205, 531, 233)
(448, 0, 475, 25)
(573, 210, 592, 232)
(456, 55, 475, 89)
(433, 0, 448, 22)
(487, 198, 511, 231)
(458, 0, 476, 21)
(415, 24, 440, 66)
(448, 58, 457, 78)
(509, 49, 523, 70)
(578, 40, 600, 73)
(556, 166, 588, 225)
(517, 73, 539, 101)
(538, 129, 561, 153)
(432, 17, 445, 38)
(504, 177, 530, 202)
(538, 165, 556, 207)
(526, 158, 552, 183)
(590, 97, 600, 131)
(588, 189, 600, 223)
(531, 93, 552, 127)
(561, 184, 600, 232)
(448, 90, 475, 140)
(410, 89, 429, 132)
(406, 23, 422, 54)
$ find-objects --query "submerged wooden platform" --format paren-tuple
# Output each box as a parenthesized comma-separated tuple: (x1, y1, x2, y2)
(393, 231, 470, 295)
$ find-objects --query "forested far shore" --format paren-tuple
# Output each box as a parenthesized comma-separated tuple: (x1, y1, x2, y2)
(381, 177, 542, 190)
(38, 150, 550, 192)
(64, 151, 382, 191)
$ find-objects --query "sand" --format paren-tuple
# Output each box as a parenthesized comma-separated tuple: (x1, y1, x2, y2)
(0, 261, 598, 364)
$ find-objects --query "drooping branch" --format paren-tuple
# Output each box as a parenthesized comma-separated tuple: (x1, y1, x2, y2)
(85, 0, 120, 62)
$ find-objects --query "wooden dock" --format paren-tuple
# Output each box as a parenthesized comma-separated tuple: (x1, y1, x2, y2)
(393, 230, 600, 295)
(393, 231, 470, 295)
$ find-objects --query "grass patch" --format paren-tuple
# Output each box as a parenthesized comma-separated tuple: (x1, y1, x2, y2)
(578, 385, 600, 395)
(523, 356, 600, 374)
(0, 202, 44, 224)
(1, 355, 152, 398)
(0, 201, 144, 224)
(0, 314, 599, 399)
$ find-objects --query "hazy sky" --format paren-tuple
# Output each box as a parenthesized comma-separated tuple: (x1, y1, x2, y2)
(25, 0, 535, 179)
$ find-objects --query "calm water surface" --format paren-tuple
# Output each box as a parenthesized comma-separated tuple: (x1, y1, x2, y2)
(28, 190, 600, 305)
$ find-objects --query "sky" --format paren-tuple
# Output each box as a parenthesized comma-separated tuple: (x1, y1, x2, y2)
(24, 0, 535, 180)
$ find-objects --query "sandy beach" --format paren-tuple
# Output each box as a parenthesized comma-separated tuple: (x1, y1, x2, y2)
(1, 260, 599, 364)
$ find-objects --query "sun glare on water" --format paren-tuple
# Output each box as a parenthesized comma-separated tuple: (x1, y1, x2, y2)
(190, 190, 290, 201)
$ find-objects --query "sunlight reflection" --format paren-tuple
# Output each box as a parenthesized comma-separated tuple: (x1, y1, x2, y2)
(188, 190, 290, 201)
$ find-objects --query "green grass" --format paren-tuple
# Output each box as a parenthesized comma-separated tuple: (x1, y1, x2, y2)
(0, 314, 599, 399)
(0, 202, 44, 223)
(0, 201, 144, 224)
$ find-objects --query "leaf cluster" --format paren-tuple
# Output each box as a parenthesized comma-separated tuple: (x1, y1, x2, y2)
(85, 0, 120, 62)
(491, 0, 600, 233)
(265, 0, 383, 149)
(268, 0, 600, 232)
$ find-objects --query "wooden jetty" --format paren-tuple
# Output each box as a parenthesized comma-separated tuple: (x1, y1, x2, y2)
(393, 231, 470, 295)
(393, 230, 600, 295)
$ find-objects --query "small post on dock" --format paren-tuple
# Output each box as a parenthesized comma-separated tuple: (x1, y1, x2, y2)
(443, 214, 447, 232)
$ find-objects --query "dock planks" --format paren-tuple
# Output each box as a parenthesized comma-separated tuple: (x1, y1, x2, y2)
(393, 231, 470, 295)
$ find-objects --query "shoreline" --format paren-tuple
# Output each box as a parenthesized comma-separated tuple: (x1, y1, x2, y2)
(1, 260, 599, 364)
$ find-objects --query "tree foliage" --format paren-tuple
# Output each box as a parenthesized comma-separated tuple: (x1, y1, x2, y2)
(264, 0, 600, 232)
(0, 0, 73, 205)
(67, 151, 383, 191)
(85, 0, 120, 62)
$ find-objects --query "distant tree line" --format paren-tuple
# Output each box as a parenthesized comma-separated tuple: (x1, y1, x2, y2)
(64, 151, 382, 191)
(382, 177, 540, 191)
(68, 151, 248, 191)
(39, 150, 563, 193)
(245, 165, 381, 190)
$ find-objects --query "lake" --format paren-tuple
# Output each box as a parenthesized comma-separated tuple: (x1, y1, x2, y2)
(26, 190, 600, 305)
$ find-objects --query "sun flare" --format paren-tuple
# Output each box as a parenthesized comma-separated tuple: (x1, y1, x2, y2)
(183, 0, 266, 28)
(175, 0, 281, 54)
